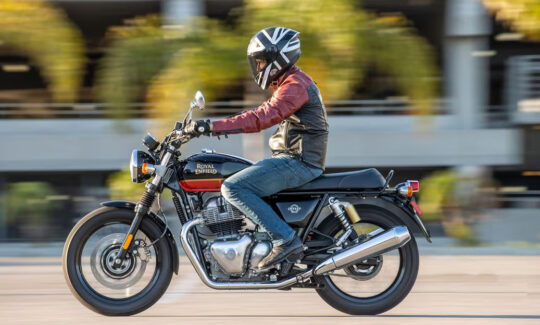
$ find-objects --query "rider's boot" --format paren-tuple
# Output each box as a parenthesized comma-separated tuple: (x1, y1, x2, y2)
(258, 237, 304, 270)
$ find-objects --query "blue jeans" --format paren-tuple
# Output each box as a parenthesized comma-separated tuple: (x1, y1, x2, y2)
(221, 156, 323, 246)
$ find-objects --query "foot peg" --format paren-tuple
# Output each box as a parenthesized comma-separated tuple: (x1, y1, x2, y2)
(279, 251, 304, 276)
(285, 251, 304, 264)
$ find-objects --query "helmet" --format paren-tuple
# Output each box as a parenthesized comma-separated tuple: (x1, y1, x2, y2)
(247, 27, 301, 90)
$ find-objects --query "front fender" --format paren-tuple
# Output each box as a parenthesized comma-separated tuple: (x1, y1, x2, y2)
(100, 200, 180, 274)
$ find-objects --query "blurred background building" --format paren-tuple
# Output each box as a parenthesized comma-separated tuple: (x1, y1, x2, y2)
(0, 0, 539, 243)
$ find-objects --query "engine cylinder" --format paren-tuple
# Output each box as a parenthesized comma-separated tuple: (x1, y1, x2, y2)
(200, 196, 244, 236)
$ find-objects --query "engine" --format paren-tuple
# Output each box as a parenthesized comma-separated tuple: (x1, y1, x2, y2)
(188, 193, 272, 280)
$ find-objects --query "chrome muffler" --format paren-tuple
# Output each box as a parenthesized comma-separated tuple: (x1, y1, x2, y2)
(313, 226, 411, 275)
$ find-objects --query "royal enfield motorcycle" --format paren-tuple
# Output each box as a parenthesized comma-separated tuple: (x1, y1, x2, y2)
(63, 91, 431, 316)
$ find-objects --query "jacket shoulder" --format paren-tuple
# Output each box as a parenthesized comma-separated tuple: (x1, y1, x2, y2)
(282, 68, 313, 89)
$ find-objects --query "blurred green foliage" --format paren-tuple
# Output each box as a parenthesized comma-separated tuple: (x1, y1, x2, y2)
(483, 0, 540, 40)
(97, 16, 186, 119)
(107, 168, 172, 208)
(107, 169, 144, 202)
(418, 170, 458, 222)
(419, 169, 498, 245)
(146, 19, 246, 132)
(98, 0, 438, 135)
(0, 0, 84, 102)
(419, 170, 478, 244)
(5, 182, 58, 228)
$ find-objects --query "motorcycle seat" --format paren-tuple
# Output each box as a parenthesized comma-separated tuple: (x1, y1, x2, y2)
(288, 168, 386, 191)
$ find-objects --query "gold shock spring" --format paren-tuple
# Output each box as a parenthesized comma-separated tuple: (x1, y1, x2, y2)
(343, 202, 361, 224)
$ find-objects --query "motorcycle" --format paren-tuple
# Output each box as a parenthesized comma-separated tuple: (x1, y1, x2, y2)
(63, 91, 431, 316)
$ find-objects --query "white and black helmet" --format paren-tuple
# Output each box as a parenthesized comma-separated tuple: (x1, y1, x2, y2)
(247, 27, 301, 90)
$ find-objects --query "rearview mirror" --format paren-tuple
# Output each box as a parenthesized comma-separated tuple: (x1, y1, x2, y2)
(193, 90, 205, 110)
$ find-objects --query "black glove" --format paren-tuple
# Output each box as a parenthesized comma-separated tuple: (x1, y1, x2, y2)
(185, 119, 212, 137)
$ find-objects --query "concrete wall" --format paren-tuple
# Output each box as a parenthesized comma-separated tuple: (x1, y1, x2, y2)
(0, 116, 522, 172)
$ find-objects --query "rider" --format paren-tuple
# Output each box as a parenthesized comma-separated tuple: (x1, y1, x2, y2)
(188, 27, 329, 269)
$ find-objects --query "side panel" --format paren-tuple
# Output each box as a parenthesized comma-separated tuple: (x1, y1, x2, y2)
(100, 200, 180, 274)
(275, 199, 320, 227)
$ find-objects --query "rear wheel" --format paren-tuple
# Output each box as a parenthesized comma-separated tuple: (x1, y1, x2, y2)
(313, 207, 419, 315)
(63, 207, 173, 316)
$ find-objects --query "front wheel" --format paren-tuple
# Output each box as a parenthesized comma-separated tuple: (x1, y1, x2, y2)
(63, 207, 173, 316)
(313, 207, 419, 315)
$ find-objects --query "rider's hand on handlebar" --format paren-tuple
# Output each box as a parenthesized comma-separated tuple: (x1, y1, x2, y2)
(184, 119, 212, 137)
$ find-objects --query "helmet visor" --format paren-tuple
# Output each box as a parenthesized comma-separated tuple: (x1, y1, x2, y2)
(247, 54, 271, 89)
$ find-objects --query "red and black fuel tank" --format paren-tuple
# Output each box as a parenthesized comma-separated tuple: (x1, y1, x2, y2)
(177, 152, 253, 192)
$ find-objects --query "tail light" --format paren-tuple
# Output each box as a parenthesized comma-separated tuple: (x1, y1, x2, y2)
(397, 180, 420, 198)
(408, 180, 420, 192)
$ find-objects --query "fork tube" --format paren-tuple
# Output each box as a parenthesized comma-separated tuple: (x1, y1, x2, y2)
(114, 147, 175, 266)
(113, 189, 156, 266)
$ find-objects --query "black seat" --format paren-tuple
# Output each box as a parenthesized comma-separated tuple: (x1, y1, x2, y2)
(288, 168, 386, 191)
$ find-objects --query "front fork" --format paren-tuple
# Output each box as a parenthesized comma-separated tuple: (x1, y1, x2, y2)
(113, 189, 156, 266)
(113, 148, 175, 267)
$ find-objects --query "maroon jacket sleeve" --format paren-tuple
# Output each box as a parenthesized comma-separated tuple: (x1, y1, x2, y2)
(212, 79, 309, 135)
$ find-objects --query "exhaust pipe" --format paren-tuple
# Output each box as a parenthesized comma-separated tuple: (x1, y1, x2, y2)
(182, 218, 410, 288)
(314, 226, 410, 275)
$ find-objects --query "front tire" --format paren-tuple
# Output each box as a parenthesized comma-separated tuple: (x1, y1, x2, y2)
(63, 207, 173, 316)
(314, 207, 419, 315)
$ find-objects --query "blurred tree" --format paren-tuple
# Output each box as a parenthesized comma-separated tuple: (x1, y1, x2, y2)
(0, 0, 84, 102)
(97, 16, 187, 119)
(418, 170, 479, 245)
(107, 169, 144, 202)
(419, 170, 498, 245)
(98, 0, 437, 133)
(482, 0, 540, 40)
(107, 168, 173, 210)
(5, 182, 59, 239)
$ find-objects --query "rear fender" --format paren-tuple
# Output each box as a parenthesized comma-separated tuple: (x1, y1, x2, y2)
(317, 196, 431, 243)
(100, 200, 180, 274)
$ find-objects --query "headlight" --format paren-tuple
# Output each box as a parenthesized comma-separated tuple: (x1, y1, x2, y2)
(130, 150, 156, 183)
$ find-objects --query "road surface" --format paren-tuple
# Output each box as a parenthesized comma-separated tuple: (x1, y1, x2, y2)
(0, 255, 539, 325)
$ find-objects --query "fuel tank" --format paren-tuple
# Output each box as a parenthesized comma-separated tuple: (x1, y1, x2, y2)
(178, 152, 253, 192)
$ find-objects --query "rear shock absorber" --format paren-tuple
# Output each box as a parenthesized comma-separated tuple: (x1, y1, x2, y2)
(328, 197, 361, 246)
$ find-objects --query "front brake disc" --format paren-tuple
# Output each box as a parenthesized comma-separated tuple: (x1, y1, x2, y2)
(90, 234, 148, 290)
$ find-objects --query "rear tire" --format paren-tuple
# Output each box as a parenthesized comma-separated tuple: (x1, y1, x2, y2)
(63, 207, 173, 316)
(313, 207, 419, 315)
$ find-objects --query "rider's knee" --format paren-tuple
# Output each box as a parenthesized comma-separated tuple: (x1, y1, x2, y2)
(221, 181, 238, 200)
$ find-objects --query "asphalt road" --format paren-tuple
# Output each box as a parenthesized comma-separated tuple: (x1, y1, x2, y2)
(0, 256, 539, 325)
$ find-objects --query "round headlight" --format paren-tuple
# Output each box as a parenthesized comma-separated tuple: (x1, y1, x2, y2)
(130, 150, 156, 183)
